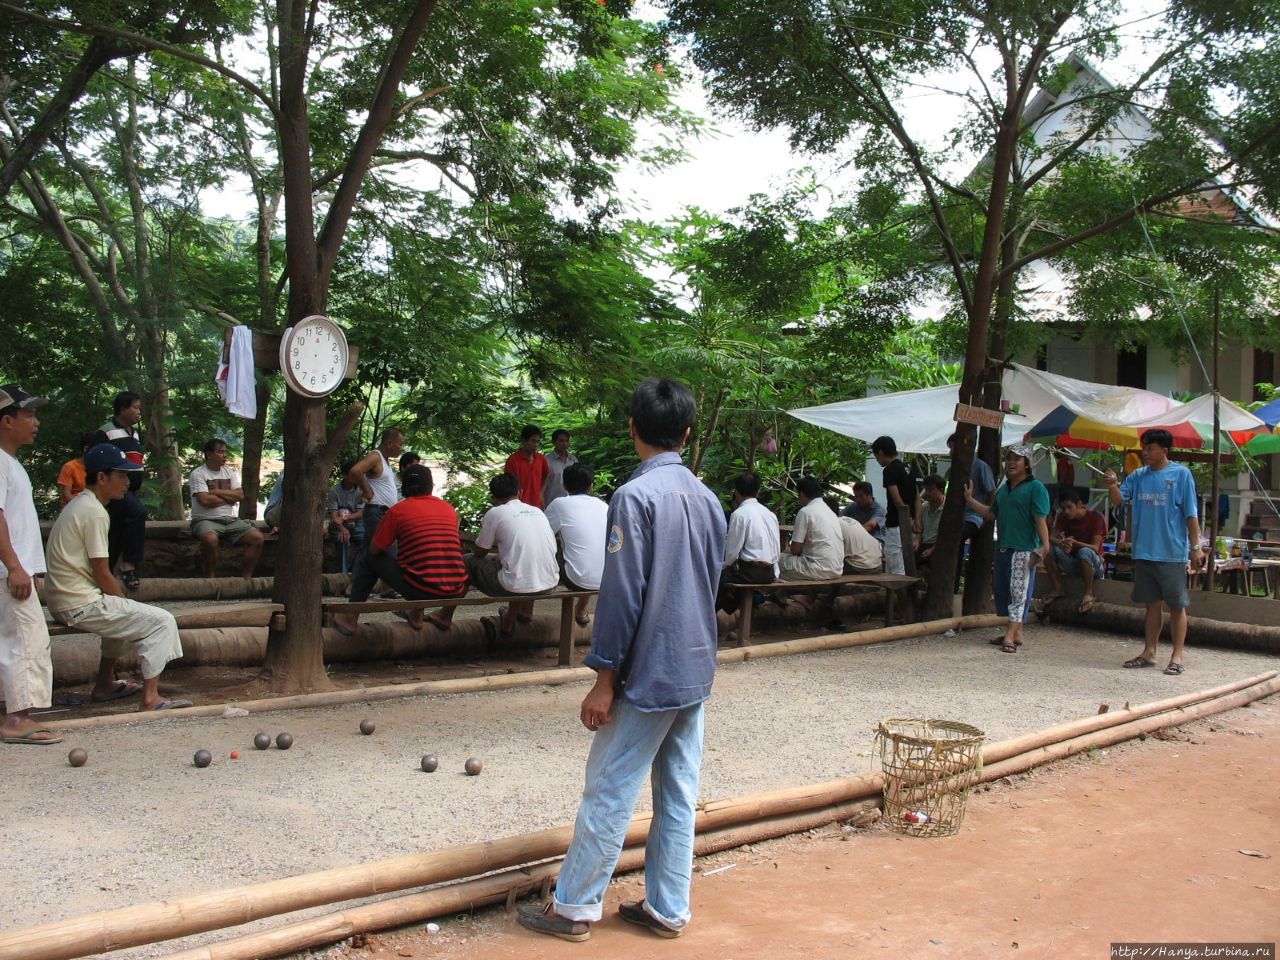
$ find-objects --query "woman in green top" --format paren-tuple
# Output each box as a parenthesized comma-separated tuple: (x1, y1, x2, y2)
(966, 445, 1051, 653)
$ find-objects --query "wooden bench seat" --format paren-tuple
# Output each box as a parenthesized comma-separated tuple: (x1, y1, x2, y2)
(321, 591, 599, 666)
(727, 573, 921, 645)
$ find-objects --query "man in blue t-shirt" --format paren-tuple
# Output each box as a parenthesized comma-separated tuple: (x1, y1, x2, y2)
(1104, 428, 1203, 676)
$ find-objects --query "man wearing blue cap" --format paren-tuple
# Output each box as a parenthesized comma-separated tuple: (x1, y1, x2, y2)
(44, 443, 190, 710)
(0, 385, 62, 744)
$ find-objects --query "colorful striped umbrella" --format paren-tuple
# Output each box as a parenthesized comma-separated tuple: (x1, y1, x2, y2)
(1026, 405, 1265, 450)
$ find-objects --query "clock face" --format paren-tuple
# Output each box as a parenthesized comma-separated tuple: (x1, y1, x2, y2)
(281, 316, 349, 397)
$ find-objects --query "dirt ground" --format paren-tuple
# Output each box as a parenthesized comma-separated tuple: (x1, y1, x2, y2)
(307, 699, 1280, 960)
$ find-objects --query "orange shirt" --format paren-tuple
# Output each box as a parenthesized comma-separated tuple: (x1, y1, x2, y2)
(57, 458, 86, 508)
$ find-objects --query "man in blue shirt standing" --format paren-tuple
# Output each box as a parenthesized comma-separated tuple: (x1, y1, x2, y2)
(519, 378, 726, 943)
(1104, 429, 1203, 675)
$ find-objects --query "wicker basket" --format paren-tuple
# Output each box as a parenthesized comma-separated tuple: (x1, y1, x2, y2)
(875, 718, 985, 838)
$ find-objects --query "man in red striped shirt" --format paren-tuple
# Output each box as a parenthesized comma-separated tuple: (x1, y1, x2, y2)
(332, 465, 467, 634)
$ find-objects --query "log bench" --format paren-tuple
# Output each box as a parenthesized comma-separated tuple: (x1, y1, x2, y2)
(728, 573, 922, 646)
(321, 591, 599, 667)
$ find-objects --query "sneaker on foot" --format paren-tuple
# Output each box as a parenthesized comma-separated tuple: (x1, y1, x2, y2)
(517, 901, 590, 942)
(618, 900, 682, 939)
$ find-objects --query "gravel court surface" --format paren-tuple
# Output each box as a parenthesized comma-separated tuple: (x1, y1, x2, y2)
(2, 622, 1276, 957)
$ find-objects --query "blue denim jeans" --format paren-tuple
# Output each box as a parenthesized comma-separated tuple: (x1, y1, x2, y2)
(554, 698, 705, 930)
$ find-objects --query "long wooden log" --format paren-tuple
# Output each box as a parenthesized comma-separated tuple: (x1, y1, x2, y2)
(1047, 599, 1280, 653)
(51, 615, 999, 731)
(15, 671, 1277, 960)
(122, 574, 350, 603)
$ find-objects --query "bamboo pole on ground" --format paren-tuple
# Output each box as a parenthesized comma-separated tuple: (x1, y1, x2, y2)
(51, 615, 1000, 731)
(159, 799, 884, 960)
(11, 671, 1276, 960)
(1045, 601, 1280, 653)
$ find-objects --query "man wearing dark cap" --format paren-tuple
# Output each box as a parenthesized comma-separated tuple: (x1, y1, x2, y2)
(0, 385, 61, 744)
(44, 444, 190, 711)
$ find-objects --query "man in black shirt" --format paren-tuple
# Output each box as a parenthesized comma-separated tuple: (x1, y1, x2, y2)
(95, 391, 147, 591)
(871, 435, 916, 575)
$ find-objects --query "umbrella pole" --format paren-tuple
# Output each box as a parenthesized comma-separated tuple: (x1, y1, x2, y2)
(1207, 290, 1221, 592)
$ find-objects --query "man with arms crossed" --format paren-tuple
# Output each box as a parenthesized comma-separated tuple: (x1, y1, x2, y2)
(0, 385, 60, 744)
(46, 444, 189, 710)
(1104, 429, 1203, 675)
(518, 378, 725, 943)
(189, 439, 265, 579)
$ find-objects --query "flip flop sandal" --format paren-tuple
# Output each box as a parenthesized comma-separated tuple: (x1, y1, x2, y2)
(989, 636, 1022, 646)
(1123, 656, 1156, 668)
(2, 727, 64, 745)
(999, 642, 1019, 653)
(91, 679, 143, 703)
(151, 698, 193, 711)
(1163, 662, 1185, 675)
(1078, 597, 1097, 614)
(121, 570, 141, 592)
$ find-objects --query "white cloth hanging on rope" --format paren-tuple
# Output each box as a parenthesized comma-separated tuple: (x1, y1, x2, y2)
(215, 325, 257, 420)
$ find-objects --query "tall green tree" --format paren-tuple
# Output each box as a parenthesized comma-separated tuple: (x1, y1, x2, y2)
(667, 0, 1280, 616)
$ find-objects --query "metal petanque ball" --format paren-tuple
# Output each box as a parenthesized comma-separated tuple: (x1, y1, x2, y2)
(68, 748, 88, 768)
(253, 732, 272, 750)
(276, 732, 294, 750)
(464, 757, 482, 776)
(193, 749, 213, 768)
(359, 719, 376, 736)
(420, 754, 438, 773)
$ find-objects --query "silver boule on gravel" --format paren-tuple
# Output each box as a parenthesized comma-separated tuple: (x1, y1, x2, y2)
(420, 754, 438, 773)
(253, 732, 272, 750)
(67, 748, 88, 767)
(464, 757, 482, 776)
(193, 749, 213, 768)
(359, 719, 376, 736)
(275, 732, 294, 750)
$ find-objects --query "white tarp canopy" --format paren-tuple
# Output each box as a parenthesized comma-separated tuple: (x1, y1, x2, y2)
(1001, 363, 1267, 432)
(787, 363, 1268, 455)
(787, 383, 1030, 455)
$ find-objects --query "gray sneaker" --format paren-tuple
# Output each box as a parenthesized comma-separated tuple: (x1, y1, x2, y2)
(618, 900, 682, 939)
(517, 901, 591, 942)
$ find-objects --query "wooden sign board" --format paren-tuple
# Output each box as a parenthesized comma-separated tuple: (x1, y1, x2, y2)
(953, 403, 1006, 430)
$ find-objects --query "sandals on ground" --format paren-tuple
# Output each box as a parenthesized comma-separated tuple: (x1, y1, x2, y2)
(1123, 656, 1156, 669)
(122, 570, 141, 591)
(1163, 661, 1185, 675)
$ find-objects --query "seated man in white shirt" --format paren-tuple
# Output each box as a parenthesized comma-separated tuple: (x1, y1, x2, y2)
(780, 477, 844, 582)
(466, 472, 559, 636)
(716, 472, 780, 613)
(544, 462, 608, 628)
(188, 439, 264, 579)
(831, 497, 883, 574)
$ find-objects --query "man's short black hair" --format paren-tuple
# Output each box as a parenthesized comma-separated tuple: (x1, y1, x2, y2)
(551, 429, 570, 443)
(490, 472, 520, 501)
(113, 391, 141, 415)
(822, 494, 841, 514)
(734, 472, 762, 498)
(1058, 485, 1085, 506)
(563, 462, 594, 495)
(520, 424, 542, 442)
(853, 480, 874, 497)
(923, 474, 945, 493)
(399, 451, 421, 471)
(401, 464, 433, 497)
(630, 377, 696, 450)
(79, 432, 98, 452)
(1141, 428, 1174, 451)
(946, 432, 959, 447)
(796, 476, 824, 500)
(203, 438, 227, 455)
(339, 460, 356, 477)
(870, 436, 897, 457)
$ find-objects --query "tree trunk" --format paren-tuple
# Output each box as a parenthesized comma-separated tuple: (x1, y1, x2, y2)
(139, 320, 186, 520)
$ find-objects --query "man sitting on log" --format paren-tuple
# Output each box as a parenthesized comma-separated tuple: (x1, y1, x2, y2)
(834, 498, 883, 575)
(780, 477, 844, 581)
(331, 465, 467, 635)
(44, 444, 190, 710)
(1043, 486, 1106, 614)
(188, 439, 264, 580)
(715, 471, 780, 614)
(544, 462, 608, 629)
(466, 472, 558, 636)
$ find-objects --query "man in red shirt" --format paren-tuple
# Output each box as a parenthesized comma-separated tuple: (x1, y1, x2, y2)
(331, 465, 468, 634)
(1044, 486, 1106, 613)
(504, 425, 550, 509)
